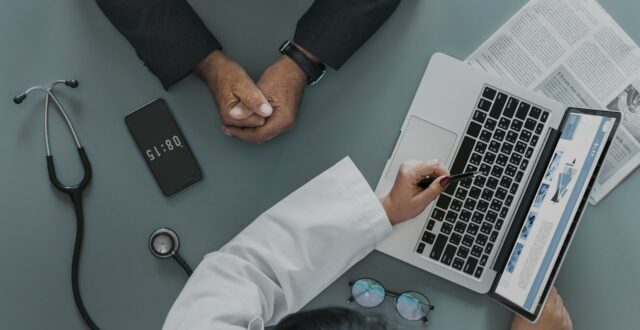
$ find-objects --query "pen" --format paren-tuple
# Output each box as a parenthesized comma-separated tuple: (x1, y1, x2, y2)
(418, 171, 481, 190)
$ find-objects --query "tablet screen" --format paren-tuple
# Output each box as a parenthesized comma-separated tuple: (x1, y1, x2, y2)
(493, 111, 617, 317)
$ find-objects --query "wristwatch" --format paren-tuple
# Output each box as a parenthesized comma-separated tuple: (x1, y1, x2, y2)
(279, 40, 326, 86)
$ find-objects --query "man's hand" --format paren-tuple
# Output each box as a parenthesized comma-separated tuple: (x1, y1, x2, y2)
(197, 50, 273, 128)
(511, 287, 573, 330)
(381, 160, 449, 225)
(221, 55, 306, 143)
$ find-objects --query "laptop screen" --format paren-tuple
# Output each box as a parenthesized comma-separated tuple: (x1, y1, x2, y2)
(493, 111, 617, 315)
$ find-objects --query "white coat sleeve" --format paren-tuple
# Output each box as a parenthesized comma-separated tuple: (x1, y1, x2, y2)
(162, 157, 393, 330)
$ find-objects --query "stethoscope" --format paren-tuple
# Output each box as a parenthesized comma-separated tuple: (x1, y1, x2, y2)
(149, 228, 193, 276)
(14, 80, 98, 329)
(14, 80, 193, 330)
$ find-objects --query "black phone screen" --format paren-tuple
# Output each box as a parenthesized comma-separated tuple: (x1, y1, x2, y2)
(125, 99, 203, 197)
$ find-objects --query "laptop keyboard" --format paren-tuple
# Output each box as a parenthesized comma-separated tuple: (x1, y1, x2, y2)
(416, 85, 550, 279)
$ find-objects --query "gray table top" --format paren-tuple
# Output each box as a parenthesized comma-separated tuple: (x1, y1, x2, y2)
(2, 0, 639, 329)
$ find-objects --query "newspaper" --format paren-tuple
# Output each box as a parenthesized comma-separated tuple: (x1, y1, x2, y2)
(466, 0, 640, 204)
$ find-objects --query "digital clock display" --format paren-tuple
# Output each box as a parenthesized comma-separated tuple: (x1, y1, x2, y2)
(125, 99, 203, 197)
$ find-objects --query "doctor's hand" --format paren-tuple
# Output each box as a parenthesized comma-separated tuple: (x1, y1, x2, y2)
(196, 50, 273, 128)
(511, 288, 573, 330)
(221, 55, 306, 143)
(381, 160, 449, 225)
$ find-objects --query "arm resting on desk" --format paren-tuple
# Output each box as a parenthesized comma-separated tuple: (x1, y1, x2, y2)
(294, 0, 401, 69)
(162, 157, 392, 330)
(94, 0, 221, 89)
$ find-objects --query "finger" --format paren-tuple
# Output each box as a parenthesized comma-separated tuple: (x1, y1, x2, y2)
(222, 124, 274, 144)
(222, 114, 266, 128)
(416, 175, 449, 203)
(228, 104, 254, 120)
(234, 79, 273, 117)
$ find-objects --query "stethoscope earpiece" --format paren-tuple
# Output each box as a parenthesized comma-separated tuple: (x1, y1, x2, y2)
(149, 228, 193, 276)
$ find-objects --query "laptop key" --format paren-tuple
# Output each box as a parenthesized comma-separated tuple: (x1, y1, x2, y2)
(505, 195, 514, 207)
(481, 188, 494, 201)
(495, 219, 504, 231)
(496, 154, 508, 166)
(531, 134, 539, 146)
(510, 182, 519, 194)
(489, 93, 508, 119)
(511, 119, 523, 131)
(525, 147, 534, 158)
(430, 234, 448, 260)
(506, 131, 519, 143)
(466, 164, 479, 173)
(462, 234, 474, 247)
(473, 110, 487, 124)
(464, 257, 478, 275)
(541, 111, 549, 122)
(423, 231, 436, 244)
(474, 141, 487, 154)
(530, 107, 541, 119)
(450, 136, 475, 175)
(459, 210, 472, 222)
(474, 267, 484, 278)
(445, 210, 458, 223)
(504, 98, 519, 118)
(516, 103, 530, 120)
(490, 230, 499, 243)
(417, 243, 425, 254)
(482, 87, 497, 100)
(485, 243, 494, 255)
(450, 233, 462, 245)
(480, 254, 488, 266)
(441, 244, 456, 265)
(501, 142, 514, 155)
(520, 130, 531, 143)
(472, 211, 484, 224)
(455, 187, 468, 200)
(454, 222, 467, 234)
(494, 129, 506, 142)
(487, 177, 498, 189)
(516, 171, 524, 182)
(535, 123, 544, 135)
(468, 121, 482, 138)
(436, 195, 452, 210)
(491, 165, 504, 177)
(481, 222, 492, 235)
(500, 207, 509, 219)
(442, 222, 453, 234)
(479, 129, 491, 142)
(520, 159, 529, 171)
(524, 118, 537, 131)
(506, 164, 518, 177)
(469, 187, 482, 199)
(427, 220, 435, 231)
(452, 257, 465, 271)
(476, 234, 488, 247)
(432, 208, 445, 221)
(467, 223, 479, 235)
(500, 176, 512, 189)
(490, 199, 502, 212)
(489, 141, 500, 153)
(464, 198, 477, 211)
(478, 98, 492, 111)
(515, 141, 527, 154)
(450, 199, 463, 211)
(498, 118, 510, 130)
(471, 245, 483, 258)
(477, 200, 489, 212)
(457, 246, 470, 259)
(485, 118, 497, 131)
(485, 210, 498, 223)
(484, 151, 496, 165)
(479, 164, 491, 177)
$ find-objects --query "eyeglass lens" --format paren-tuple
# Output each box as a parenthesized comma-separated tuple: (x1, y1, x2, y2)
(351, 279, 385, 307)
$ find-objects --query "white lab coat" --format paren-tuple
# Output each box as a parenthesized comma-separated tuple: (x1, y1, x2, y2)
(163, 157, 393, 330)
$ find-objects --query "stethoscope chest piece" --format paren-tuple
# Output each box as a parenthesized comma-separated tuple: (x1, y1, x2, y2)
(149, 228, 179, 258)
(149, 227, 193, 276)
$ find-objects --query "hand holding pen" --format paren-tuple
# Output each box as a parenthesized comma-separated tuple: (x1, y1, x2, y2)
(380, 160, 450, 225)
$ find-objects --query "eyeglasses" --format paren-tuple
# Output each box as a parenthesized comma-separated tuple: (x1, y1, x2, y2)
(347, 278, 434, 326)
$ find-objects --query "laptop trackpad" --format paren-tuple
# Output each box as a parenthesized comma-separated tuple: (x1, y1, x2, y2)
(385, 117, 458, 181)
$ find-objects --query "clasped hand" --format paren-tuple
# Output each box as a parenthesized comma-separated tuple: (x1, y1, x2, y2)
(196, 50, 306, 144)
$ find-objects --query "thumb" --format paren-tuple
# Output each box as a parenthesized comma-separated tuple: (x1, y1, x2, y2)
(234, 79, 273, 117)
(417, 175, 448, 203)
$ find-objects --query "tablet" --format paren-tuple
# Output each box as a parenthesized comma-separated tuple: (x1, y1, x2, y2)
(490, 108, 620, 321)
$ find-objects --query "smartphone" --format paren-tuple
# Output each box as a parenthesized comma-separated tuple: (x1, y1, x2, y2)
(125, 99, 203, 197)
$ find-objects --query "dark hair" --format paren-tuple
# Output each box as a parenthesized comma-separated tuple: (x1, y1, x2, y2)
(273, 307, 388, 330)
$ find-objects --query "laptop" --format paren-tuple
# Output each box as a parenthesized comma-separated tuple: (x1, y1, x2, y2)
(375, 53, 621, 321)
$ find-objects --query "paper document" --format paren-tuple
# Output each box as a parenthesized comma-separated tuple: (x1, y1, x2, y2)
(466, 0, 640, 204)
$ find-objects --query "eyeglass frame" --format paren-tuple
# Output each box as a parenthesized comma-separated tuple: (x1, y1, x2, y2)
(346, 278, 435, 326)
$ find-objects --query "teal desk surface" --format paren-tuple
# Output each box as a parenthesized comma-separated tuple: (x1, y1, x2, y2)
(1, 1, 639, 329)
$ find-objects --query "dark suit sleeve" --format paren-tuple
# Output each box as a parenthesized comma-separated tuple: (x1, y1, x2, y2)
(293, 0, 400, 70)
(95, 0, 221, 89)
